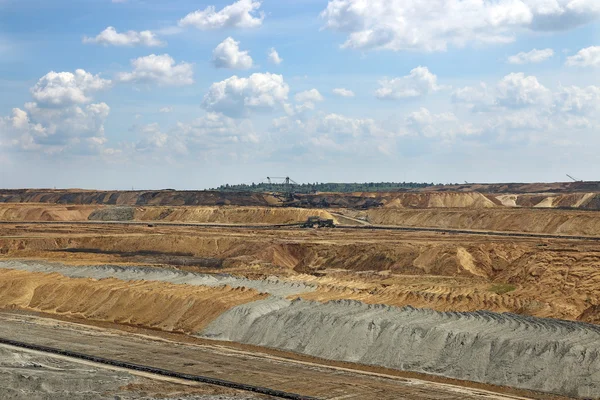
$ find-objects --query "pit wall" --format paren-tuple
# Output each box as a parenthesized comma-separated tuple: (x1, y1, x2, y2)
(1, 189, 600, 210)
(343, 208, 600, 236)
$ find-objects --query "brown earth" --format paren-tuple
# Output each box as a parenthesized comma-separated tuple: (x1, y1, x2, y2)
(341, 207, 600, 236)
(1, 223, 599, 323)
(0, 203, 336, 224)
(0, 268, 266, 333)
(2, 186, 600, 210)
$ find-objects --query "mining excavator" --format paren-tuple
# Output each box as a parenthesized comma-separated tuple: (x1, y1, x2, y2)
(301, 216, 335, 228)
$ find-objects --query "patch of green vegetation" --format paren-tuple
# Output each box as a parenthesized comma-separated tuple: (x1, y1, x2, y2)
(489, 283, 517, 295)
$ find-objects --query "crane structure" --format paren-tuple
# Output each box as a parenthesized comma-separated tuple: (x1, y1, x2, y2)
(566, 174, 583, 183)
(265, 176, 299, 203)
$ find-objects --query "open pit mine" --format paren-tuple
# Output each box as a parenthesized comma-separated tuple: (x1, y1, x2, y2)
(1, 182, 600, 399)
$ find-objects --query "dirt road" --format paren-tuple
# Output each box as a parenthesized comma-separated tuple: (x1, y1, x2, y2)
(0, 312, 554, 400)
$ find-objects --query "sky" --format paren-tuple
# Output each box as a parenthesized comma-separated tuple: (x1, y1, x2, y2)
(0, 0, 599, 190)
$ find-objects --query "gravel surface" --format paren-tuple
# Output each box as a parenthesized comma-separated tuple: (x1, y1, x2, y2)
(202, 298, 600, 399)
(0, 261, 315, 297)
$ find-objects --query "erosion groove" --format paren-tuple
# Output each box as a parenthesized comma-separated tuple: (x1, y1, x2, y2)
(201, 299, 600, 399)
(0, 268, 267, 333)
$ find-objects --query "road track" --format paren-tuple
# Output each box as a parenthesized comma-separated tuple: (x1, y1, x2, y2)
(0, 336, 316, 400)
(2, 220, 600, 241)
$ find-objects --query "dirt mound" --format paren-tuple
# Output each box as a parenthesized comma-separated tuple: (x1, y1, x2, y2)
(0, 268, 266, 333)
(133, 206, 336, 224)
(89, 206, 134, 221)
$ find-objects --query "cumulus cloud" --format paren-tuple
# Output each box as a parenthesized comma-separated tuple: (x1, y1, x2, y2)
(159, 107, 173, 113)
(31, 70, 111, 107)
(332, 88, 355, 97)
(453, 73, 551, 110)
(566, 46, 600, 67)
(117, 54, 194, 86)
(211, 37, 253, 70)
(375, 67, 443, 100)
(294, 89, 324, 103)
(320, 0, 600, 52)
(315, 113, 382, 137)
(268, 48, 283, 65)
(83, 27, 164, 47)
(202, 73, 289, 117)
(134, 123, 170, 152)
(496, 72, 551, 108)
(405, 107, 480, 138)
(179, 0, 263, 30)
(0, 102, 111, 154)
(451, 74, 600, 145)
(132, 113, 258, 158)
(554, 85, 600, 115)
(508, 48, 554, 64)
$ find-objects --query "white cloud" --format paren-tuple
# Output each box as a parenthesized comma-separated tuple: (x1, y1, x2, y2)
(454, 73, 552, 111)
(294, 89, 324, 103)
(554, 85, 600, 115)
(566, 46, 600, 67)
(30, 70, 111, 107)
(117, 54, 194, 86)
(321, 0, 600, 52)
(508, 48, 554, 64)
(0, 102, 111, 154)
(179, 0, 263, 30)
(159, 107, 173, 113)
(316, 113, 381, 137)
(83, 27, 164, 47)
(134, 123, 170, 152)
(451, 75, 600, 145)
(452, 83, 493, 110)
(375, 67, 443, 100)
(202, 73, 289, 117)
(496, 72, 551, 108)
(211, 37, 253, 70)
(268, 48, 283, 65)
(332, 88, 355, 97)
(133, 113, 258, 158)
(405, 107, 480, 138)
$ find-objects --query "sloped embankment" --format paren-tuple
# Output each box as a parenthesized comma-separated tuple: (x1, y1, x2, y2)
(201, 298, 600, 399)
(350, 208, 600, 236)
(0, 204, 336, 224)
(0, 268, 267, 333)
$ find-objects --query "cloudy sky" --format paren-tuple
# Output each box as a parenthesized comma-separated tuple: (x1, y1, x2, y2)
(1, 0, 599, 189)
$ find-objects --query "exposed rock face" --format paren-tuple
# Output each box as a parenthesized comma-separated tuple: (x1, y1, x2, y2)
(201, 298, 600, 399)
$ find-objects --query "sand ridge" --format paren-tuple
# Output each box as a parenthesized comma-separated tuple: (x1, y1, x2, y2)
(0, 268, 267, 334)
(201, 298, 600, 398)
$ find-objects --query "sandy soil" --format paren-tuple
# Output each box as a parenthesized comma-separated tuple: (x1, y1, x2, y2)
(338, 207, 600, 236)
(1, 192, 600, 398)
(1, 223, 599, 322)
(0, 344, 260, 399)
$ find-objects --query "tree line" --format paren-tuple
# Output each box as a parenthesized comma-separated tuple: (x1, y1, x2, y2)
(213, 182, 445, 193)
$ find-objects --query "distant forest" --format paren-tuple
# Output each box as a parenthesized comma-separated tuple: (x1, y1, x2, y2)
(214, 182, 445, 193)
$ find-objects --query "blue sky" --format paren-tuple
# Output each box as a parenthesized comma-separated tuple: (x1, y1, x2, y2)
(0, 0, 599, 189)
